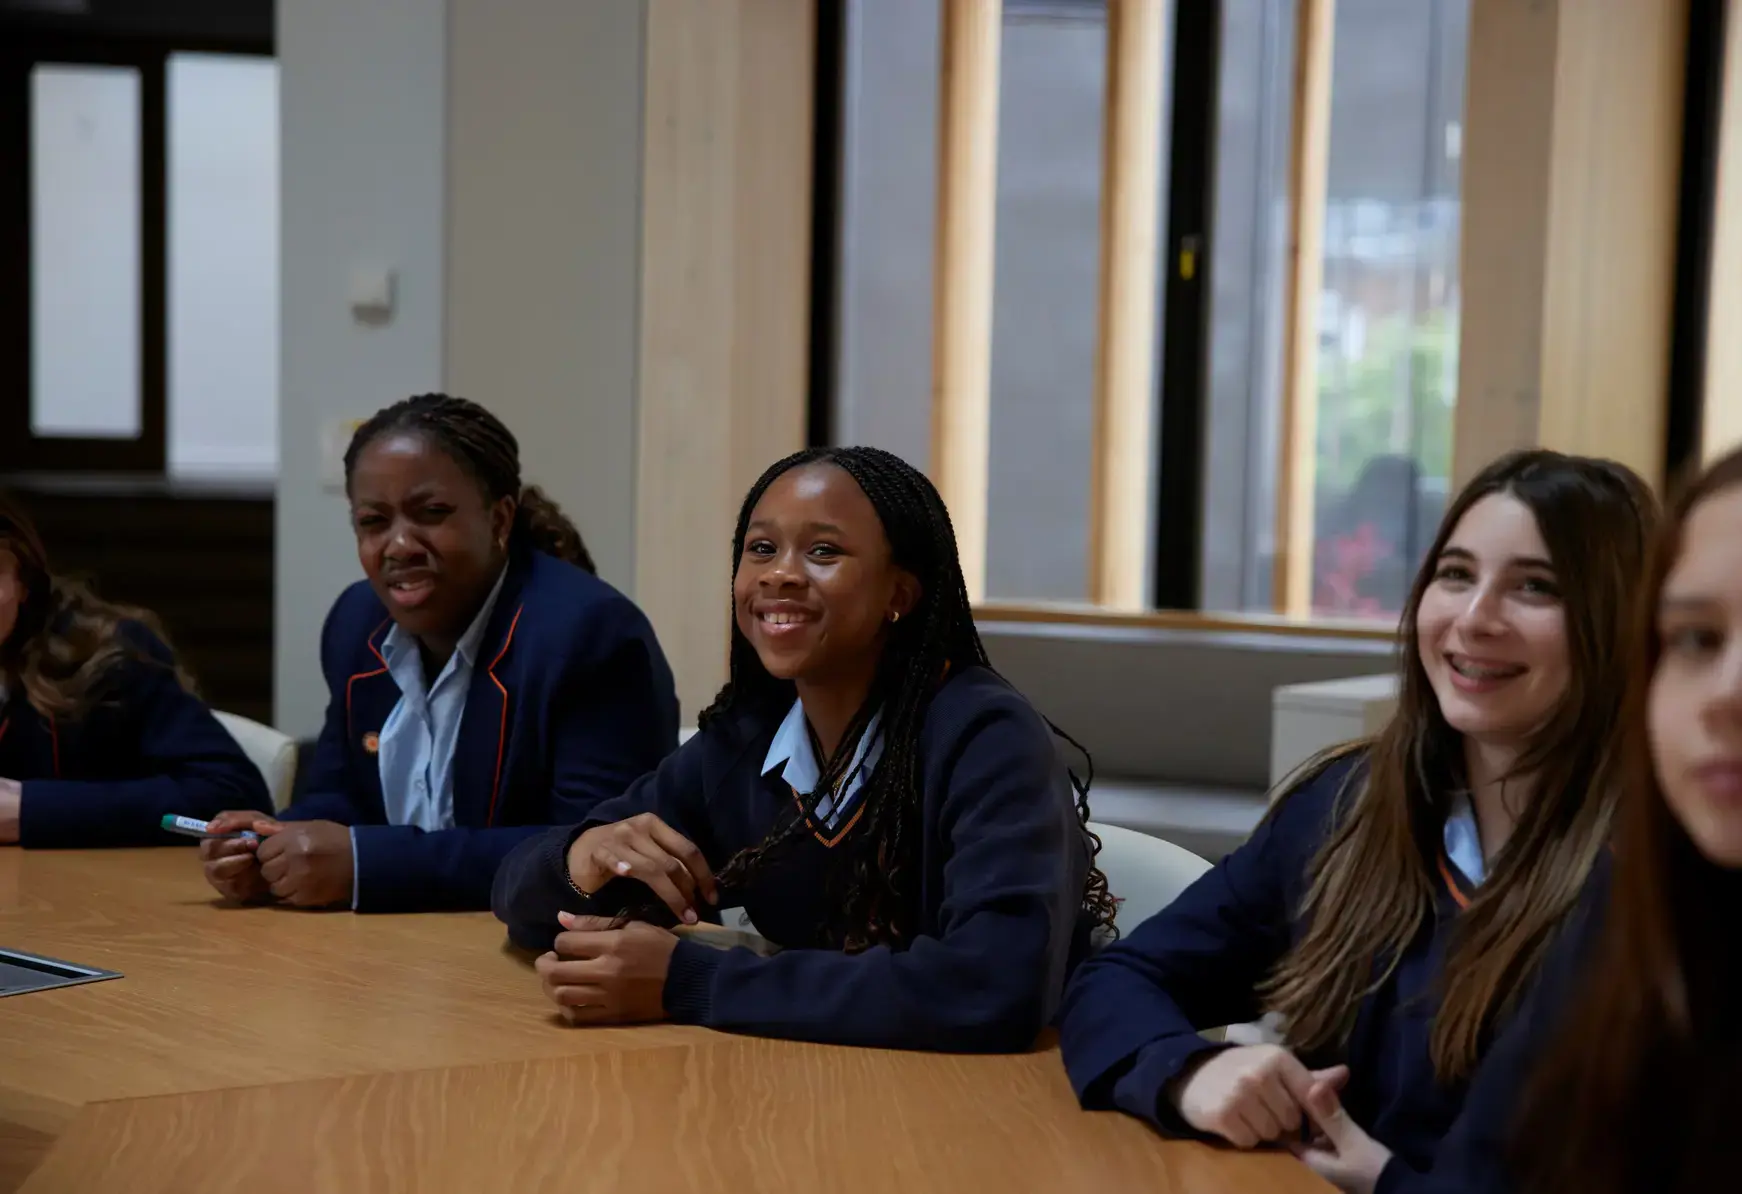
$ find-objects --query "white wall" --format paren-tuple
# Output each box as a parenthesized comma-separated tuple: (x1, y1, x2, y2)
(445, 0, 646, 591)
(275, 0, 649, 733)
(275, 0, 448, 735)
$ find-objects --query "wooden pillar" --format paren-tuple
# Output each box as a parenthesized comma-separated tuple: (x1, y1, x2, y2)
(1453, 0, 1687, 491)
(1087, 0, 1167, 609)
(1272, 0, 1335, 616)
(636, 0, 814, 719)
(931, 0, 1003, 602)
(1703, 0, 1742, 463)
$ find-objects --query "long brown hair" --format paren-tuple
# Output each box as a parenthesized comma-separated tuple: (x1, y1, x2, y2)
(0, 490, 193, 722)
(1512, 448, 1742, 1194)
(1261, 450, 1656, 1080)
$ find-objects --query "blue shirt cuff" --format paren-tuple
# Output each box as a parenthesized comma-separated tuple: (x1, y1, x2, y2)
(350, 827, 360, 911)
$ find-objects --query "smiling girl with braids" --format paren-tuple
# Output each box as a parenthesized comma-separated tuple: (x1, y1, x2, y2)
(199, 394, 677, 913)
(493, 446, 1115, 1051)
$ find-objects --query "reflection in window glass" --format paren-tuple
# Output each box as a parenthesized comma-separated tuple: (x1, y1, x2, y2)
(1309, 0, 1467, 619)
(1203, 0, 1467, 618)
(30, 64, 143, 439)
(1201, 0, 1295, 612)
(984, 5, 1109, 601)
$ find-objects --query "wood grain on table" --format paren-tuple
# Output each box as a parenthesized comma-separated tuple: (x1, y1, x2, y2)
(0, 850, 704, 1187)
(21, 1038, 1329, 1194)
(4, 850, 1331, 1194)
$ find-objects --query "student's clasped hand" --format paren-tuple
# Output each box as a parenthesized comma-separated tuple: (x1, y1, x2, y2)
(200, 810, 274, 901)
(1289, 1072, 1393, 1194)
(565, 812, 718, 924)
(536, 912, 679, 1025)
(200, 810, 355, 907)
(1169, 1044, 1347, 1148)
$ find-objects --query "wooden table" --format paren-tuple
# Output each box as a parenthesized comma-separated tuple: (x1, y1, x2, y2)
(2, 850, 1327, 1193)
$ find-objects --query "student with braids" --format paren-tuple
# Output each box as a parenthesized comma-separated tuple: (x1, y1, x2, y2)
(492, 446, 1115, 1051)
(1058, 450, 1655, 1193)
(0, 490, 268, 847)
(199, 394, 677, 913)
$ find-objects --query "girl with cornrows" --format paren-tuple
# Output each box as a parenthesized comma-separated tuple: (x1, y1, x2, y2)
(200, 394, 678, 913)
(492, 446, 1115, 1051)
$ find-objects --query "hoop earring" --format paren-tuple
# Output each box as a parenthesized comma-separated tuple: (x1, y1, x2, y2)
(889, 610, 901, 624)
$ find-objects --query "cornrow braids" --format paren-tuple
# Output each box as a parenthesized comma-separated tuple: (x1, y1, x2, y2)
(343, 393, 597, 573)
(701, 446, 1118, 951)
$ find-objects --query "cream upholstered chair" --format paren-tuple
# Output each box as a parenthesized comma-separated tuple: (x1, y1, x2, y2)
(213, 710, 299, 812)
(1088, 822, 1247, 1043)
(1090, 821, 1213, 932)
(1093, 819, 1247, 1045)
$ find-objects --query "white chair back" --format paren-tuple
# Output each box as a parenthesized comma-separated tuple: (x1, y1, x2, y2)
(213, 710, 299, 812)
(1089, 821, 1213, 932)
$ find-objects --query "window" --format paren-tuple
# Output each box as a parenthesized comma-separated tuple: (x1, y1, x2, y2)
(1203, 0, 1468, 619)
(30, 64, 144, 443)
(167, 52, 280, 477)
(1305, 0, 1465, 619)
(985, 3, 1110, 602)
(0, 32, 276, 477)
(824, 0, 1467, 623)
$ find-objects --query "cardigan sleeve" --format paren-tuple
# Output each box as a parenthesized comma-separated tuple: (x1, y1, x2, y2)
(1056, 758, 1352, 1132)
(491, 731, 720, 948)
(654, 698, 1090, 1053)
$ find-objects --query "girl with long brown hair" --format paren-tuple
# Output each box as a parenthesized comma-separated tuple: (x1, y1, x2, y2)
(0, 490, 268, 847)
(1058, 450, 1655, 1191)
(1417, 445, 1742, 1194)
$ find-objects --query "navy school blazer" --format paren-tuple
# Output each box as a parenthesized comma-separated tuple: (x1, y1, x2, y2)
(278, 549, 680, 913)
(6, 621, 271, 848)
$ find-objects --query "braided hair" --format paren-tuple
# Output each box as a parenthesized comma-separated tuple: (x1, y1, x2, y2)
(342, 393, 595, 573)
(702, 446, 1117, 951)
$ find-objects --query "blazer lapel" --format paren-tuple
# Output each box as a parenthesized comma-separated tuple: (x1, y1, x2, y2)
(344, 618, 398, 818)
(453, 556, 532, 827)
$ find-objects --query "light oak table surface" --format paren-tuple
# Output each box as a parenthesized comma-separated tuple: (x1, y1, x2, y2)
(3, 849, 1328, 1194)
(0, 849, 704, 1188)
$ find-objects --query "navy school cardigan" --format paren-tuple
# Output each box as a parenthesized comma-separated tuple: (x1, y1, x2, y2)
(277, 549, 679, 913)
(491, 665, 1096, 1053)
(6, 621, 271, 848)
(1057, 753, 1603, 1191)
(1382, 866, 1611, 1194)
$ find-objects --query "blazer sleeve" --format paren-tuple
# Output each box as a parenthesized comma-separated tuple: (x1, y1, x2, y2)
(16, 624, 271, 848)
(1055, 760, 1347, 1132)
(275, 597, 370, 826)
(653, 701, 1089, 1054)
(491, 731, 718, 948)
(349, 600, 681, 913)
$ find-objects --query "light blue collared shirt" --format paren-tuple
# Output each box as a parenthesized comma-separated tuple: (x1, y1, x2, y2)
(348, 566, 508, 907)
(761, 699, 884, 830)
(1442, 791, 1487, 886)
